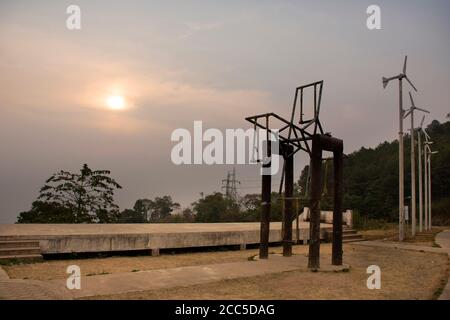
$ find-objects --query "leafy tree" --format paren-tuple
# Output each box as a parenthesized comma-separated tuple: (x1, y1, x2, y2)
(133, 199, 153, 221)
(117, 209, 146, 223)
(17, 201, 76, 223)
(181, 207, 195, 221)
(37, 164, 122, 223)
(192, 192, 240, 222)
(239, 194, 261, 221)
(96, 209, 120, 224)
(152, 196, 180, 220)
(134, 196, 180, 222)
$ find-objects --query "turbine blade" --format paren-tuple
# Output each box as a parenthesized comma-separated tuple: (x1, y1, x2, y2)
(409, 92, 415, 107)
(416, 107, 430, 114)
(403, 109, 412, 119)
(405, 76, 418, 92)
(403, 56, 407, 74)
(420, 115, 425, 127)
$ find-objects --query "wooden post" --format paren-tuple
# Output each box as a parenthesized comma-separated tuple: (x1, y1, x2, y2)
(296, 198, 300, 244)
(260, 138, 272, 259)
(332, 146, 344, 265)
(308, 135, 322, 269)
(283, 145, 294, 257)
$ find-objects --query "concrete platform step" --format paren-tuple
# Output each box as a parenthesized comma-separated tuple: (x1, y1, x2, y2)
(0, 240, 40, 249)
(0, 247, 41, 256)
(325, 229, 363, 243)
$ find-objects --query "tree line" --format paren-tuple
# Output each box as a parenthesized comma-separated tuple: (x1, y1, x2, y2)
(16, 163, 270, 224)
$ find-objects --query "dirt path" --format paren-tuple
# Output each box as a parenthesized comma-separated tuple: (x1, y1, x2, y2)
(1, 238, 448, 300)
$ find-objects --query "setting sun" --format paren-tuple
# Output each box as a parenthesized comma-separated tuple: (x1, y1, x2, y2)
(106, 95, 126, 110)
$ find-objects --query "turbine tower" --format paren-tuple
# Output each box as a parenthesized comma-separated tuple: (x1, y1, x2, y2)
(422, 129, 432, 230)
(427, 146, 438, 230)
(382, 56, 418, 241)
(403, 93, 429, 236)
(417, 115, 426, 232)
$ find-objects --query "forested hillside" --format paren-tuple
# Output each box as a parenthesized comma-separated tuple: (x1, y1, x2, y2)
(299, 120, 450, 225)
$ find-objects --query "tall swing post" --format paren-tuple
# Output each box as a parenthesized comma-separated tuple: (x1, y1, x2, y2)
(259, 118, 271, 259)
(282, 144, 294, 257)
(246, 80, 344, 269)
(332, 143, 344, 265)
(308, 135, 323, 269)
(295, 198, 300, 244)
(308, 134, 344, 268)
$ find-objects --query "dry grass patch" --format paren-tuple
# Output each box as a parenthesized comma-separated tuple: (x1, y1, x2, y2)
(359, 226, 449, 247)
(3, 248, 255, 280)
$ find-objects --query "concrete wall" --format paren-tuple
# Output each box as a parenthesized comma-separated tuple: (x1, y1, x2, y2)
(0, 223, 332, 255)
(298, 208, 353, 227)
(39, 227, 330, 254)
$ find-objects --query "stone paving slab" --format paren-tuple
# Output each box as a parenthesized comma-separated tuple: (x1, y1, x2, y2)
(351, 240, 446, 254)
(352, 233, 450, 301)
(3, 233, 448, 300)
(435, 230, 450, 300)
(0, 279, 72, 300)
(0, 254, 347, 300)
(0, 266, 9, 280)
(57, 254, 347, 299)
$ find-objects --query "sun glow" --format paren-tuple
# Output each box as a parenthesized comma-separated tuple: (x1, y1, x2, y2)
(106, 95, 126, 110)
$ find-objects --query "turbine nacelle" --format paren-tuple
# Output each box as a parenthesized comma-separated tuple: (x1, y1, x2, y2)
(382, 75, 401, 88)
(382, 56, 418, 92)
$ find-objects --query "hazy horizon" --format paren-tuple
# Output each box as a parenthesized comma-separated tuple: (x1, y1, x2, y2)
(1, 0, 450, 223)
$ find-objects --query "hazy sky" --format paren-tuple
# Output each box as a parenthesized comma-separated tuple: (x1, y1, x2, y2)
(1, 0, 449, 223)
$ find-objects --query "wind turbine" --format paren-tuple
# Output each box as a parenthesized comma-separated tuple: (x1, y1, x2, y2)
(423, 129, 432, 230)
(417, 115, 426, 232)
(382, 56, 418, 241)
(404, 93, 429, 236)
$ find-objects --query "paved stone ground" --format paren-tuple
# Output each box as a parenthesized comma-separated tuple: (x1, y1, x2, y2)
(0, 279, 72, 300)
(1, 264, 73, 300)
(351, 240, 446, 254)
(0, 266, 9, 281)
(1, 231, 448, 300)
(0, 254, 347, 300)
(352, 231, 450, 300)
(435, 230, 450, 300)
